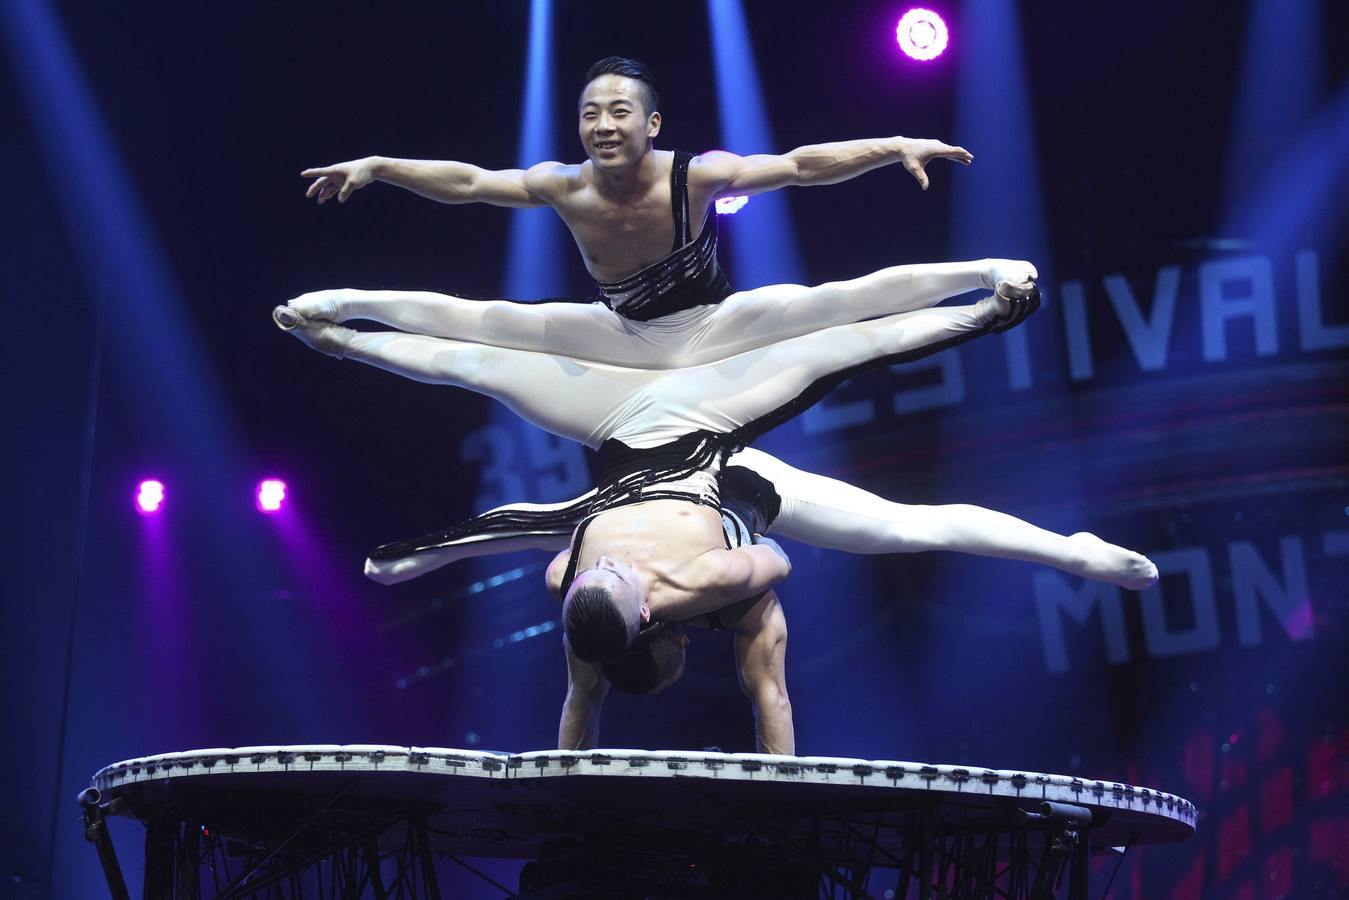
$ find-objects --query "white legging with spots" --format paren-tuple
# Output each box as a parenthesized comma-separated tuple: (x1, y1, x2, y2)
(362, 445, 1156, 592)
(286, 258, 1033, 369)
(292, 294, 1155, 593)
(301, 297, 1005, 449)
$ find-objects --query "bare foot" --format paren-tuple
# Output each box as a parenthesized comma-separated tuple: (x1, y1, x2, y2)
(1068, 532, 1158, 590)
(976, 292, 1012, 323)
(364, 550, 456, 585)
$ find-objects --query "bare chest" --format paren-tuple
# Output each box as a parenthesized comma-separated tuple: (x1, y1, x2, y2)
(558, 192, 681, 283)
(576, 502, 724, 581)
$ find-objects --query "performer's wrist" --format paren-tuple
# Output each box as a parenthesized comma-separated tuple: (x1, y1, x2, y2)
(884, 136, 910, 158)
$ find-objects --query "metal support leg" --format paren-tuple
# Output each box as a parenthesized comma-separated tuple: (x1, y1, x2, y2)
(1068, 825, 1089, 900)
(143, 817, 177, 900)
(363, 837, 388, 900)
(176, 821, 199, 900)
(80, 790, 131, 900)
(414, 821, 442, 900)
(918, 821, 932, 900)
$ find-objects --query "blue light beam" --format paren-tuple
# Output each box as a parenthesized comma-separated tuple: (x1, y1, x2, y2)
(1222, 0, 1326, 223)
(949, 0, 1054, 391)
(706, 0, 805, 286)
(505, 0, 566, 297)
(1, 0, 250, 471)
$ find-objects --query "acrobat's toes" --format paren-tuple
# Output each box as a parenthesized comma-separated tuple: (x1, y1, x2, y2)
(273, 305, 304, 331)
(995, 279, 1037, 301)
(1125, 557, 1160, 592)
(1068, 533, 1159, 591)
(286, 290, 344, 323)
(272, 305, 352, 359)
(982, 259, 1038, 292)
(989, 282, 1041, 333)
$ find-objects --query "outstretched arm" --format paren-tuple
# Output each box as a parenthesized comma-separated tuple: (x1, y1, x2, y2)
(732, 591, 794, 755)
(302, 156, 565, 207)
(558, 636, 609, 750)
(692, 137, 972, 196)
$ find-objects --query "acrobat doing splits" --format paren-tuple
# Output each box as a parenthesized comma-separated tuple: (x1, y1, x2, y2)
(280, 276, 1050, 753)
(281, 55, 1154, 592)
(277, 58, 1157, 750)
(288, 56, 1035, 367)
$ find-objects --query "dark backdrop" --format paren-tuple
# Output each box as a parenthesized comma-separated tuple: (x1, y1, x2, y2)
(3, 1, 1346, 897)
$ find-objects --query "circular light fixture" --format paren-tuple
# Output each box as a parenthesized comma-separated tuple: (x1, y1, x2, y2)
(896, 8, 949, 62)
(256, 478, 288, 513)
(135, 480, 165, 515)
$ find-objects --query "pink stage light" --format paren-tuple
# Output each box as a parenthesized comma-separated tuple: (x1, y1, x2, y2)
(135, 480, 165, 515)
(715, 195, 749, 215)
(896, 8, 949, 62)
(256, 478, 288, 513)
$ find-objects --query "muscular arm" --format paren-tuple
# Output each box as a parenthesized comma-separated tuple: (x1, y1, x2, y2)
(545, 547, 570, 599)
(302, 157, 565, 207)
(659, 538, 792, 622)
(558, 636, 609, 750)
(692, 137, 972, 196)
(733, 591, 794, 755)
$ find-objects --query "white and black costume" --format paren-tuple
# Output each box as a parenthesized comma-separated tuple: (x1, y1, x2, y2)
(592, 150, 732, 321)
(283, 272, 1156, 591)
(283, 288, 1028, 449)
(279, 285, 1037, 575)
(365, 445, 1157, 592)
(281, 151, 1152, 592)
(283, 288, 1031, 535)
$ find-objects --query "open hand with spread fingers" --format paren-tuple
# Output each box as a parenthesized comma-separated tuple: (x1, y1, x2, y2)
(302, 157, 378, 204)
(895, 138, 973, 191)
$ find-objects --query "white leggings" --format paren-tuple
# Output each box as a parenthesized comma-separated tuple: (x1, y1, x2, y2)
(363, 446, 1153, 590)
(332, 295, 1152, 592)
(292, 259, 1014, 369)
(316, 263, 1152, 591)
(726, 449, 1136, 573)
(332, 298, 1005, 449)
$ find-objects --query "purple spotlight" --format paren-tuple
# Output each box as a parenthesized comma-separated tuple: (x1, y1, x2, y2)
(896, 8, 949, 61)
(135, 479, 165, 515)
(715, 195, 749, 215)
(256, 478, 287, 514)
